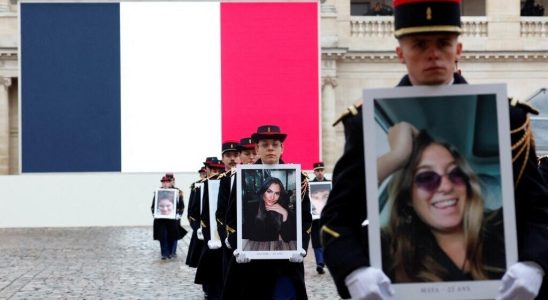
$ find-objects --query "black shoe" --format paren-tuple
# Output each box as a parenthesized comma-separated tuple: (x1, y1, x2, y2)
(316, 266, 325, 274)
(168, 255, 173, 259)
(161, 256, 167, 260)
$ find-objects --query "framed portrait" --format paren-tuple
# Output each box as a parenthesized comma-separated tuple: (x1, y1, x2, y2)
(154, 188, 178, 219)
(208, 179, 221, 243)
(362, 84, 517, 299)
(236, 164, 302, 260)
(308, 181, 332, 220)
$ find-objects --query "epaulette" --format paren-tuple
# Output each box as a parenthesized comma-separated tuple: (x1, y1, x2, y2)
(510, 97, 536, 187)
(510, 97, 539, 115)
(332, 100, 363, 127)
(301, 173, 309, 198)
(226, 225, 236, 234)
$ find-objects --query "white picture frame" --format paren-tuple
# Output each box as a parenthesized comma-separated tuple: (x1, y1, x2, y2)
(362, 84, 517, 300)
(208, 179, 221, 243)
(236, 164, 302, 260)
(154, 188, 178, 219)
(308, 181, 332, 220)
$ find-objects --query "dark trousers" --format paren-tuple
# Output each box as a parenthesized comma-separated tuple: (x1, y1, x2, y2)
(159, 225, 174, 257)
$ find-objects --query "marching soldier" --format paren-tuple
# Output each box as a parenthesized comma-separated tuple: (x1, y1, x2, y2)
(194, 156, 225, 299)
(321, 1, 548, 299)
(310, 161, 329, 275)
(222, 125, 312, 299)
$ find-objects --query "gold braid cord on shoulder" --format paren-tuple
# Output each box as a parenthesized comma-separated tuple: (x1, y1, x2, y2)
(301, 175, 309, 199)
(511, 117, 532, 187)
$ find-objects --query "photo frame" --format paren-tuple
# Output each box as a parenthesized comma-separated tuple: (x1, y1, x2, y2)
(208, 179, 221, 243)
(308, 181, 332, 220)
(362, 84, 517, 299)
(154, 188, 178, 219)
(236, 164, 302, 260)
(196, 182, 204, 214)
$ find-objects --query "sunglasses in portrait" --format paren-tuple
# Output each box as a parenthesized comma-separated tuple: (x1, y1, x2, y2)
(414, 168, 468, 193)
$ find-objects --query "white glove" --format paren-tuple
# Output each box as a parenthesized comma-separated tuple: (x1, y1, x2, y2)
(175, 214, 181, 220)
(207, 240, 222, 250)
(345, 267, 394, 300)
(234, 250, 251, 264)
(289, 248, 306, 263)
(496, 261, 545, 300)
(225, 237, 232, 249)
(197, 228, 204, 240)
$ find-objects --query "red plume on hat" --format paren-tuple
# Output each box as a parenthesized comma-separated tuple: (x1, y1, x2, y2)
(393, 0, 462, 38)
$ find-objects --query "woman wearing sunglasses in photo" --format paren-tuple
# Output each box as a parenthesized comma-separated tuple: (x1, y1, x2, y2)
(377, 122, 506, 283)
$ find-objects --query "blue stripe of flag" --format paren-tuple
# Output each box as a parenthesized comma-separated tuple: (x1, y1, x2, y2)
(21, 3, 121, 172)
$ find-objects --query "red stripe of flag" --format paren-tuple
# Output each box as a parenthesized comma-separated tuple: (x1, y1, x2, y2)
(221, 2, 319, 167)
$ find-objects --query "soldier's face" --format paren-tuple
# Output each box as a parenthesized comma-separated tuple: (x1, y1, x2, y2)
(256, 139, 284, 165)
(161, 181, 171, 188)
(314, 169, 325, 180)
(240, 148, 257, 164)
(222, 151, 241, 170)
(396, 33, 462, 85)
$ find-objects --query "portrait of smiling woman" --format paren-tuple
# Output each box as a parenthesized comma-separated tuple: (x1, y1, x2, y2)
(242, 176, 297, 251)
(379, 123, 506, 283)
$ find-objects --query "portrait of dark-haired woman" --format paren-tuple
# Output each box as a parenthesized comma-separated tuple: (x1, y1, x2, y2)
(243, 177, 297, 251)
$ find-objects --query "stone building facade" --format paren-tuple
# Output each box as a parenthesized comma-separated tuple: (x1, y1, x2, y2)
(321, 0, 548, 170)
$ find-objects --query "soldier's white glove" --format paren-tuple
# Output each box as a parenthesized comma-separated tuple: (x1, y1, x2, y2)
(197, 228, 204, 240)
(224, 237, 232, 249)
(234, 250, 251, 264)
(207, 240, 222, 250)
(175, 214, 181, 220)
(289, 248, 306, 263)
(496, 261, 544, 300)
(345, 267, 394, 300)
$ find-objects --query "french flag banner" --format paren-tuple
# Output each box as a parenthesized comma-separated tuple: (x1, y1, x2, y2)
(20, 0, 319, 173)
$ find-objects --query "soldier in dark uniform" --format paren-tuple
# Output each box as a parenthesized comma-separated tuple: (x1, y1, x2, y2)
(186, 158, 220, 268)
(164, 173, 186, 257)
(222, 125, 312, 300)
(310, 161, 329, 274)
(151, 176, 179, 260)
(216, 138, 255, 283)
(194, 156, 225, 300)
(320, 1, 548, 299)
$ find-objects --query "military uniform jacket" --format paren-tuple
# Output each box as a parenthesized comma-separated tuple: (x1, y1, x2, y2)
(320, 73, 548, 299)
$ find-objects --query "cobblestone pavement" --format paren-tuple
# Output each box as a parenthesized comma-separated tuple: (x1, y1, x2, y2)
(0, 227, 341, 300)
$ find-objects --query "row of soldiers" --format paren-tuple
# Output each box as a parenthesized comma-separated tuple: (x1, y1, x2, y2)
(185, 125, 313, 299)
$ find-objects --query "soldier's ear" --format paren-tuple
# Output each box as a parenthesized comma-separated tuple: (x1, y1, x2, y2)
(396, 46, 405, 64)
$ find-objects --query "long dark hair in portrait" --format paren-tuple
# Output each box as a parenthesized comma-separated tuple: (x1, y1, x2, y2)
(383, 131, 502, 282)
(255, 177, 289, 236)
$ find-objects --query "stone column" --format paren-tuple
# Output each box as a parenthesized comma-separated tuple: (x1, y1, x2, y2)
(321, 76, 337, 171)
(0, 77, 12, 174)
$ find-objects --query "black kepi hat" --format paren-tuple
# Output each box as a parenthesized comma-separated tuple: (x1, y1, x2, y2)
(222, 140, 240, 154)
(313, 162, 325, 171)
(393, 0, 462, 38)
(251, 125, 287, 143)
(203, 156, 225, 169)
(238, 137, 256, 150)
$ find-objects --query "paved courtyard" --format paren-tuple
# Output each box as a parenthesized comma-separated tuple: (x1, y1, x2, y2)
(0, 227, 341, 300)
